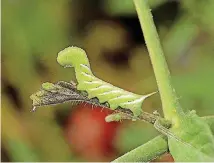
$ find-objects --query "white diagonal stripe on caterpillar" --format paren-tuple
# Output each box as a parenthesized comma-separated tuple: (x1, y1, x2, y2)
(110, 94, 136, 101)
(90, 85, 113, 91)
(97, 90, 122, 96)
(80, 64, 91, 70)
(80, 71, 94, 79)
(83, 80, 103, 85)
(122, 97, 146, 105)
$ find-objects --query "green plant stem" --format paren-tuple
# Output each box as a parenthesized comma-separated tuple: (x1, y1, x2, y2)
(112, 135, 168, 162)
(133, 0, 184, 124)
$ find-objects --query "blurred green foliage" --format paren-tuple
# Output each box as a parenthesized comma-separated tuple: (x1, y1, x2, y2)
(1, 0, 214, 162)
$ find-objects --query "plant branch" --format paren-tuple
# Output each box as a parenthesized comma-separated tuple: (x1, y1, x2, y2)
(31, 81, 172, 128)
(112, 135, 168, 162)
(106, 111, 171, 129)
(133, 0, 184, 124)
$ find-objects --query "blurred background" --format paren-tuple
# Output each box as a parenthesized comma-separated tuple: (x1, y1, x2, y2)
(1, 0, 214, 162)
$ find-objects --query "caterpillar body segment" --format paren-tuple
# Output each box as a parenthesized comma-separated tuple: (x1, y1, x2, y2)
(57, 46, 156, 117)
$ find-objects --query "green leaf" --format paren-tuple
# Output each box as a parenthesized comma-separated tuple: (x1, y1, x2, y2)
(169, 111, 214, 161)
(202, 116, 214, 135)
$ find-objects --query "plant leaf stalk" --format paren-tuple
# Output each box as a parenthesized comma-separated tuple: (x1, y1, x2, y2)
(133, 0, 184, 125)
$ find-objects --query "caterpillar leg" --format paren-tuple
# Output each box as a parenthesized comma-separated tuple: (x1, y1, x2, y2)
(130, 107, 143, 118)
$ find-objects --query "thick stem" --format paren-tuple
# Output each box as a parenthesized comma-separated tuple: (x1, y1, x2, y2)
(133, 0, 184, 124)
(112, 135, 168, 162)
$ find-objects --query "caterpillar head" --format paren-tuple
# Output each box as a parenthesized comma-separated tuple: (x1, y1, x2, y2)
(57, 46, 90, 68)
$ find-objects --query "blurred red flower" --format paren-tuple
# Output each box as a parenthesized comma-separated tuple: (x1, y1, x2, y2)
(65, 103, 120, 161)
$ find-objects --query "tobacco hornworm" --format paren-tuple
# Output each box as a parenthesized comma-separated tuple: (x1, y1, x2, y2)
(56, 46, 156, 117)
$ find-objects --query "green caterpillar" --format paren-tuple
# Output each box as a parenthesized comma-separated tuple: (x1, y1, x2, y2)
(57, 46, 156, 117)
